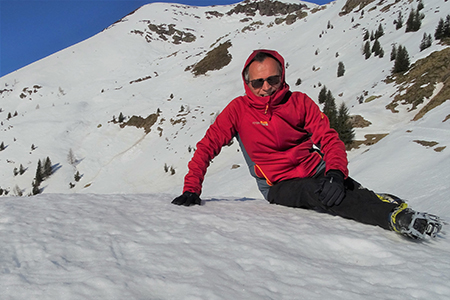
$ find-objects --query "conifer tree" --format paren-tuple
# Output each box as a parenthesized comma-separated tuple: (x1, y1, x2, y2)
(406, 9, 422, 32)
(417, 0, 424, 11)
(444, 15, 450, 38)
(393, 45, 410, 74)
(420, 33, 433, 51)
(318, 86, 328, 104)
(67, 148, 76, 166)
(390, 44, 397, 61)
(74, 171, 81, 182)
(336, 102, 355, 146)
(323, 91, 337, 128)
(19, 164, 25, 175)
(375, 24, 384, 39)
(364, 41, 371, 59)
(118, 112, 125, 123)
(32, 179, 41, 195)
(337, 62, 345, 77)
(35, 159, 43, 186)
(372, 39, 382, 56)
(363, 30, 369, 41)
(395, 12, 403, 30)
(435, 18, 445, 40)
(43, 157, 52, 178)
(0, 142, 5, 151)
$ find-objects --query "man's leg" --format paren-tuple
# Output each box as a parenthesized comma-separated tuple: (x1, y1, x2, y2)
(267, 177, 397, 230)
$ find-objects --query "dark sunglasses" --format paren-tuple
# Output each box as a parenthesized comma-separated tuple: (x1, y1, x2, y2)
(249, 75, 281, 89)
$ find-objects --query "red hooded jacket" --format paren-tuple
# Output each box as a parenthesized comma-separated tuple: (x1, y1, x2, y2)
(183, 50, 348, 196)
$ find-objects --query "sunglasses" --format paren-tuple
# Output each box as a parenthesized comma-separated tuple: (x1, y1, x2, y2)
(248, 75, 281, 89)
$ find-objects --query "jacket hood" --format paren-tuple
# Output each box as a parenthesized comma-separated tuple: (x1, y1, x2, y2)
(241, 49, 290, 111)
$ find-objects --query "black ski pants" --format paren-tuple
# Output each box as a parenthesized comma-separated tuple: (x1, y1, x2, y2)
(267, 175, 398, 230)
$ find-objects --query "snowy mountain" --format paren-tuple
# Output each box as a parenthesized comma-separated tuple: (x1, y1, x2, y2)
(0, 0, 449, 199)
(1, 0, 450, 298)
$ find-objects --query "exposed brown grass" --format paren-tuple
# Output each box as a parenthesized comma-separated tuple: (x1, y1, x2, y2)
(120, 113, 158, 134)
(190, 41, 233, 76)
(347, 133, 389, 150)
(385, 47, 450, 119)
(340, 0, 376, 15)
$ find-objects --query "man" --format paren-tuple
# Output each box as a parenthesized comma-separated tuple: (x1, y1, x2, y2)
(172, 49, 442, 240)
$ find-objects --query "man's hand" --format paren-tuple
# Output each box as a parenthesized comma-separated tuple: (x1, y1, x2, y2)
(316, 170, 345, 207)
(171, 191, 202, 206)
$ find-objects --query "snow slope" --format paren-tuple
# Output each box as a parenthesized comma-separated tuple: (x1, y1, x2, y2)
(1, 193, 449, 299)
(1, 0, 450, 298)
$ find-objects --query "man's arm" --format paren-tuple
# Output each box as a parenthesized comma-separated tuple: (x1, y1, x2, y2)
(173, 101, 239, 205)
(302, 95, 348, 177)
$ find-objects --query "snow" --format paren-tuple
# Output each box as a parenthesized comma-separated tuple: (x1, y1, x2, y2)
(2, 193, 449, 300)
(1, 0, 450, 298)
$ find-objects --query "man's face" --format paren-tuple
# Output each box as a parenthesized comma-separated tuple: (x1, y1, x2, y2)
(247, 57, 282, 97)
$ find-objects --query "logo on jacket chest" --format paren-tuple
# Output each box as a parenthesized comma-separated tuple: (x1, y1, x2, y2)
(252, 121, 269, 126)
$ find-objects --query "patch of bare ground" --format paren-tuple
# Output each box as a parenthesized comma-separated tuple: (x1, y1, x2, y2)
(385, 47, 450, 120)
(347, 133, 388, 150)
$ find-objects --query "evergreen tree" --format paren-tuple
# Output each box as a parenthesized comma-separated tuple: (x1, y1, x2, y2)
(74, 171, 81, 182)
(372, 39, 382, 56)
(406, 9, 415, 32)
(35, 160, 43, 186)
(118, 112, 125, 123)
(393, 45, 410, 74)
(323, 91, 337, 128)
(363, 30, 369, 41)
(364, 41, 371, 59)
(43, 156, 52, 178)
(336, 102, 355, 146)
(19, 164, 25, 175)
(444, 15, 450, 38)
(337, 62, 345, 77)
(375, 24, 384, 39)
(67, 148, 77, 166)
(32, 179, 41, 195)
(318, 86, 328, 104)
(0, 142, 5, 151)
(417, 0, 424, 11)
(406, 9, 422, 32)
(420, 33, 433, 51)
(390, 44, 397, 61)
(395, 12, 403, 30)
(435, 18, 445, 40)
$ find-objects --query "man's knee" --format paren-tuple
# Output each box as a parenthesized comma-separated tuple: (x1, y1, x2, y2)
(268, 178, 320, 208)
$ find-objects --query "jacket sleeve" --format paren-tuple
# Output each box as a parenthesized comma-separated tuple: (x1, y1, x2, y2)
(183, 101, 239, 195)
(301, 95, 349, 178)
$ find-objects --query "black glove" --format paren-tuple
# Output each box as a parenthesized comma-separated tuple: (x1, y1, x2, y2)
(171, 191, 201, 206)
(316, 170, 345, 207)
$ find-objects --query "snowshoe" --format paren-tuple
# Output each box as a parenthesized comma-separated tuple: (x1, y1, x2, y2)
(390, 203, 443, 239)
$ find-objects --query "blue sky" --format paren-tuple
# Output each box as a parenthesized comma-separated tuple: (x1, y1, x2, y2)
(0, 0, 330, 77)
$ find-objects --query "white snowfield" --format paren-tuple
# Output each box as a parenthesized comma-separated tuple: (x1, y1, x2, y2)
(1, 193, 449, 300)
(1, 0, 450, 298)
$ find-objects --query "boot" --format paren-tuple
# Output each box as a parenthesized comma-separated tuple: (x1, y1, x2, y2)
(390, 203, 443, 239)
